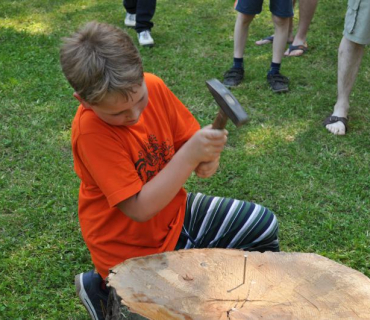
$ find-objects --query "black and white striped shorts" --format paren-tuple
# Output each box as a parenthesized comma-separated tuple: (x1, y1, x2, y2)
(175, 192, 279, 252)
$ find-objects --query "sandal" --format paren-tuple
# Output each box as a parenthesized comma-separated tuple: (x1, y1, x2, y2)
(286, 44, 308, 57)
(323, 115, 349, 132)
(256, 35, 293, 46)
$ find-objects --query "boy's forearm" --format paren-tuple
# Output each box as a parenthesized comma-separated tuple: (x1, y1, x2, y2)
(117, 146, 197, 222)
(117, 127, 227, 222)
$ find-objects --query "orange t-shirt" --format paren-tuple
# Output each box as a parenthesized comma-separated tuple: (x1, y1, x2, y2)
(71, 73, 200, 278)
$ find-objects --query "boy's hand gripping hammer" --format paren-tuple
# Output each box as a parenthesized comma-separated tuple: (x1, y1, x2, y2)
(206, 79, 248, 129)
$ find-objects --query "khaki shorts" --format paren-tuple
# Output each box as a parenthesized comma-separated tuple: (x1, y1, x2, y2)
(344, 0, 370, 45)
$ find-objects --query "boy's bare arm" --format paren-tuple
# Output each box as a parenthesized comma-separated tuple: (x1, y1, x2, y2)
(117, 126, 227, 222)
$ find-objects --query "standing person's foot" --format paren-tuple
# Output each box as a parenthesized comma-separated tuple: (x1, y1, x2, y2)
(124, 13, 136, 27)
(222, 68, 244, 87)
(75, 270, 110, 320)
(267, 73, 289, 93)
(255, 35, 275, 45)
(323, 101, 349, 135)
(284, 42, 308, 57)
(255, 35, 294, 46)
(323, 114, 348, 135)
(138, 30, 154, 47)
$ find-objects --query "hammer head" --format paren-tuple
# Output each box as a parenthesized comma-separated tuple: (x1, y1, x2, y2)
(206, 79, 248, 127)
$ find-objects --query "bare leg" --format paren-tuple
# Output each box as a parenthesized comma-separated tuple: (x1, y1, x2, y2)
(288, 0, 297, 41)
(223, 13, 255, 86)
(234, 13, 255, 58)
(326, 37, 365, 135)
(271, 14, 290, 63)
(287, 16, 294, 42)
(256, 0, 295, 45)
(286, 0, 319, 56)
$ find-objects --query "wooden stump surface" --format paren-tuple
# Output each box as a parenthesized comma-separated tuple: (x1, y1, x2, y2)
(107, 249, 370, 320)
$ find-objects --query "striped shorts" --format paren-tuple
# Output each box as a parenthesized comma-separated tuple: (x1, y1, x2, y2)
(175, 192, 279, 252)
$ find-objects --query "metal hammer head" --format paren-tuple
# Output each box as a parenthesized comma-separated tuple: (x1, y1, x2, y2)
(206, 79, 248, 128)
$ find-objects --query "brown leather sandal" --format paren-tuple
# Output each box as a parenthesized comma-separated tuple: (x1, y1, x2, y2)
(323, 115, 349, 132)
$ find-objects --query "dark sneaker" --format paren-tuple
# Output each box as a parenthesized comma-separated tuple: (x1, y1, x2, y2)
(267, 73, 289, 93)
(223, 67, 244, 87)
(75, 270, 110, 320)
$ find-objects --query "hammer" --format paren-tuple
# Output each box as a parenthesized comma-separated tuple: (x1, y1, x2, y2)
(206, 79, 248, 129)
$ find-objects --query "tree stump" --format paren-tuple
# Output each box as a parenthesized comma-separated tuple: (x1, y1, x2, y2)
(106, 249, 370, 319)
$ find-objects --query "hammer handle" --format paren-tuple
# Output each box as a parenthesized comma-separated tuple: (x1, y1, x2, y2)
(212, 109, 228, 130)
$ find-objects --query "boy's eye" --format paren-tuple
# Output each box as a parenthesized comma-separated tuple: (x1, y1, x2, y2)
(113, 110, 128, 116)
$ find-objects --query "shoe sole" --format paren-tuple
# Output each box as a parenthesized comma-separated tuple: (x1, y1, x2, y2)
(140, 43, 154, 48)
(125, 23, 136, 28)
(223, 81, 242, 88)
(223, 78, 243, 88)
(75, 273, 100, 320)
(271, 88, 289, 93)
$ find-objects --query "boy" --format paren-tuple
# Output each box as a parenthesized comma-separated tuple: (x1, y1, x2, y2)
(223, 0, 293, 92)
(60, 21, 279, 320)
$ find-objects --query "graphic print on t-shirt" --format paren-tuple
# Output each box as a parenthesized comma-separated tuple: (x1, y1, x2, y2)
(135, 134, 174, 182)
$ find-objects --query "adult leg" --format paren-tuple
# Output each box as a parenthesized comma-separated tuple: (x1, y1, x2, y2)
(135, 0, 156, 32)
(134, 0, 156, 46)
(223, 13, 255, 87)
(123, 0, 137, 27)
(176, 193, 279, 252)
(325, 37, 364, 135)
(285, 0, 319, 56)
(123, 0, 137, 14)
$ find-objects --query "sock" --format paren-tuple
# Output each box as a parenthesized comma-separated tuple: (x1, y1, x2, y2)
(268, 62, 281, 76)
(232, 57, 244, 69)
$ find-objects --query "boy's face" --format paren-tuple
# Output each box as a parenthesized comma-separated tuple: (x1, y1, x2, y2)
(75, 81, 148, 126)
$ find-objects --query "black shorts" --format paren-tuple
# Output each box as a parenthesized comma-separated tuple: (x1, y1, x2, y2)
(235, 0, 294, 18)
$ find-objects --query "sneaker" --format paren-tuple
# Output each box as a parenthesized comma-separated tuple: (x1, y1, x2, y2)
(124, 13, 136, 27)
(75, 270, 110, 320)
(138, 30, 154, 47)
(223, 67, 244, 87)
(267, 73, 289, 93)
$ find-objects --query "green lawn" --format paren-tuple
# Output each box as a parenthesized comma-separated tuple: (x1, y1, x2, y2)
(1, 0, 369, 318)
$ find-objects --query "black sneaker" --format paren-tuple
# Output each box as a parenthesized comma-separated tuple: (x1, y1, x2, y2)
(267, 73, 289, 93)
(223, 67, 244, 87)
(75, 270, 110, 320)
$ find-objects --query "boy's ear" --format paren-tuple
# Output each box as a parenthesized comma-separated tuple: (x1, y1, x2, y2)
(73, 92, 92, 109)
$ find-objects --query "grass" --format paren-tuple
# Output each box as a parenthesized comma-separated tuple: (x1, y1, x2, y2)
(1, 0, 369, 318)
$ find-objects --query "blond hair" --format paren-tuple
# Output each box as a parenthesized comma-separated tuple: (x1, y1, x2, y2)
(60, 21, 143, 104)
